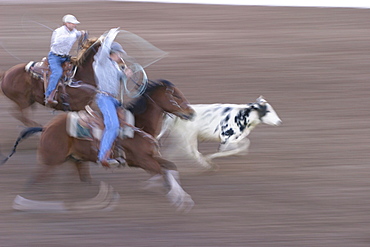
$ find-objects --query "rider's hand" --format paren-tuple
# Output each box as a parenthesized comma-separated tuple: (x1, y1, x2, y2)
(79, 30, 88, 42)
(124, 67, 133, 78)
(80, 30, 88, 39)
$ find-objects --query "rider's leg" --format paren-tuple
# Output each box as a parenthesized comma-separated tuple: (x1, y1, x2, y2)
(45, 53, 65, 104)
(96, 94, 120, 167)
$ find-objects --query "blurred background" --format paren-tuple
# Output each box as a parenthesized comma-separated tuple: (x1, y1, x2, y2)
(0, 1, 370, 246)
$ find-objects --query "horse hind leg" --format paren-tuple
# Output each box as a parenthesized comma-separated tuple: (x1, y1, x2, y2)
(11, 104, 41, 127)
(26, 162, 55, 184)
(74, 160, 92, 183)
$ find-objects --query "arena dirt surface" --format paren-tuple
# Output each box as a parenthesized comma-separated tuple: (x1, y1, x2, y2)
(0, 2, 370, 246)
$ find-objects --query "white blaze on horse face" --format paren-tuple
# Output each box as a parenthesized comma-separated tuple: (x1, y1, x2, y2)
(261, 103, 282, 126)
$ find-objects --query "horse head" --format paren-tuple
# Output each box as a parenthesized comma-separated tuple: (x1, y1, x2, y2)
(251, 96, 282, 126)
(148, 79, 195, 121)
(69, 37, 101, 85)
(71, 37, 101, 67)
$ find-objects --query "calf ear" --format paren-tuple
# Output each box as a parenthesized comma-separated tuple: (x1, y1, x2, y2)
(256, 96, 266, 106)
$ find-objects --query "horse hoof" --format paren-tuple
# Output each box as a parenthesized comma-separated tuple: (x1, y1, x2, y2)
(167, 189, 194, 213)
(175, 195, 194, 214)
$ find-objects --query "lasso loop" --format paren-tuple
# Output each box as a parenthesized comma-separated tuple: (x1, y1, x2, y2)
(122, 63, 148, 98)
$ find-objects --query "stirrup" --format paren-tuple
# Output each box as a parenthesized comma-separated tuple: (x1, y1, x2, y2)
(44, 97, 58, 107)
(97, 158, 124, 168)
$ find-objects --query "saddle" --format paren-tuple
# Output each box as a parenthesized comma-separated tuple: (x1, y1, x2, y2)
(66, 105, 135, 141)
(67, 105, 160, 165)
(25, 57, 81, 108)
(25, 57, 74, 85)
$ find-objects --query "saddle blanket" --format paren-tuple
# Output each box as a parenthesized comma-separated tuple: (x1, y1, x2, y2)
(66, 111, 102, 141)
(66, 108, 135, 141)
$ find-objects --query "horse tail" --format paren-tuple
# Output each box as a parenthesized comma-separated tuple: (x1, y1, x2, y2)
(0, 127, 43, 165)
(0, 71, 5, 93)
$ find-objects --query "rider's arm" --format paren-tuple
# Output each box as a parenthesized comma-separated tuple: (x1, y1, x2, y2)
(94, 28, 120, 65)
(51, 27, 79, 47)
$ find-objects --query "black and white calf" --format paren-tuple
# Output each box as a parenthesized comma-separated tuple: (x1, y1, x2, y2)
(157, 96, 282, 169)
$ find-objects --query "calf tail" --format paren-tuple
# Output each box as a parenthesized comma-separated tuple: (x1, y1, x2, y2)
(0, 127, 43, 165)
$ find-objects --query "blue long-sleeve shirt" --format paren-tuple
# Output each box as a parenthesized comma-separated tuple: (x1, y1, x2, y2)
(93, 28, 125, 98)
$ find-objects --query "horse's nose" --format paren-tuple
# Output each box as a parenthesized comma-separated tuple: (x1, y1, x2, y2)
(179, 111, 196, 121)
(188, 111, 196, 121)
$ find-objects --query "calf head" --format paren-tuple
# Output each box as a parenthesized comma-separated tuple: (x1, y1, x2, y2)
(251, 96, 282, 126)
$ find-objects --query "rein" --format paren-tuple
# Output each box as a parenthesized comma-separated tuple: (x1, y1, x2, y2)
(165, 86, 182, 110)
(144, 83, 183, 111)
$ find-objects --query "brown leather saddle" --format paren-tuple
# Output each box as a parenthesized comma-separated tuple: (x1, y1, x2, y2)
(25, 57, 77, 109)
(26, 57, 74, 84)
(66, 105, 137, 163)
(66, 105, 134, 141)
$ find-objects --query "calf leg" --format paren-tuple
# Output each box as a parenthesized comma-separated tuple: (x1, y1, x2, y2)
(183, 135, 213, 169)
(206, 138, 250, 161)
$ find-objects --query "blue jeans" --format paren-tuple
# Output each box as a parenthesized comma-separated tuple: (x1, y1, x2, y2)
(45, 52, 69, 98)
(96, 94, 120, 161)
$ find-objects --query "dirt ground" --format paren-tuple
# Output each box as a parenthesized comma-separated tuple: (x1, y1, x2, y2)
(0, 1, 370, 247)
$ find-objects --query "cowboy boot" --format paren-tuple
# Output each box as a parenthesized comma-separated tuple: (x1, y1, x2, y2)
(45, 88, 58, 107)
(98, 150, 121, 168)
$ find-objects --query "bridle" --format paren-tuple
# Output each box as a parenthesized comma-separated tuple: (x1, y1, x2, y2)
(145, 83, 185, 112)
(165, 85, 184, 110)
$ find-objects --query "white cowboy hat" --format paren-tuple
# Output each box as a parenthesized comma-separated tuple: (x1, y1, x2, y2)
(62, 14, 80, 24)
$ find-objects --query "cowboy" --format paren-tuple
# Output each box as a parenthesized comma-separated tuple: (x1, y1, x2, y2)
(45, 14, 84, 106)
(93, 28, 134, 168)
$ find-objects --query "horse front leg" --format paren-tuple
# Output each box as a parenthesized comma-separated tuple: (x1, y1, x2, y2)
(163, 169, 194, 213)
(151, 157, 194, 212)
(143, 157, 176, 191)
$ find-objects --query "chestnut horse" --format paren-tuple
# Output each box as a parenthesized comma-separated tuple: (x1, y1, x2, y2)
(2, 79, 196, 212)
(0, 37, 99, 127)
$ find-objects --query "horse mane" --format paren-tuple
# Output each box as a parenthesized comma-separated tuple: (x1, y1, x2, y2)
(127, 79, 174, 115)
(70, 37, 100, 66)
